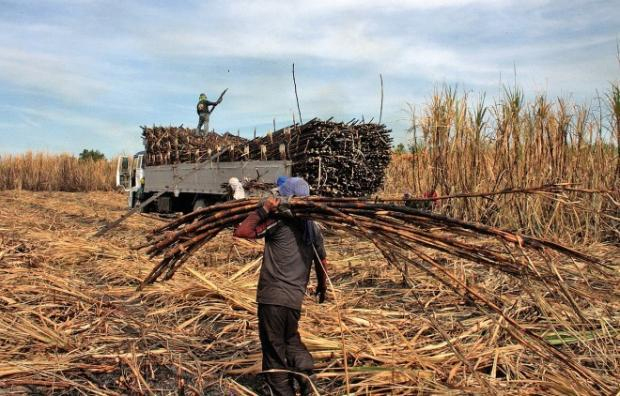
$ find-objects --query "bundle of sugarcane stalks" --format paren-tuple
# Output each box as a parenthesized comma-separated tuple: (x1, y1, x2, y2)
(142, 118, 392, 196)
(137, 185, 619, 395)
(142, 126, 247, 165)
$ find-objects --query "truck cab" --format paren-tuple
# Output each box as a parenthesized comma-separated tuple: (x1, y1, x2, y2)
(116, 152, 145, 209)
(116, 152, 292, 213)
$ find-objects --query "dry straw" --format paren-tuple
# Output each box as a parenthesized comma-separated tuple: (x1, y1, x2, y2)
(138, 186, 619, 395)
(0, 190, 618, 394)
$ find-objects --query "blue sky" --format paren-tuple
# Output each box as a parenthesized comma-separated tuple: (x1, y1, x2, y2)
(0, 0, 618, 157)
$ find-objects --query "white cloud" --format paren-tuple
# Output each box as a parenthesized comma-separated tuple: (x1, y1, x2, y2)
(0, 47, 109, 101)
(225, 0, 516, 16)
(2, 0, 614, 104)
(0, 0, 617, 152)
(1, 104, 134, 140)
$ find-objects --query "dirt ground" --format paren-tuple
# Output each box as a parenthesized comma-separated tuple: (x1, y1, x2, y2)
(0, 191, 618, 395)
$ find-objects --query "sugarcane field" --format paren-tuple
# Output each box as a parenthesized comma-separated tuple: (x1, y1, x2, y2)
(1, 2, 620, 396)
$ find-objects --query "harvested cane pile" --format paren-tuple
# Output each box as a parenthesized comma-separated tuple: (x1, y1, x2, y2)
(141, 119, 393, 197)
(137, 190, 620, 395)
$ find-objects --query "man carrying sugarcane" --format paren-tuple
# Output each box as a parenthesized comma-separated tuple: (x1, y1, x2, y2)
(196, 89, 227, 135)
(234, 177, 328, 396)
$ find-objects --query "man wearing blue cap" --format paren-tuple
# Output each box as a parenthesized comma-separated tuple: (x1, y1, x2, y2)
(276, 176, 289, 188)
(234, 177, 328, 396)
(271, 175, 289, 196)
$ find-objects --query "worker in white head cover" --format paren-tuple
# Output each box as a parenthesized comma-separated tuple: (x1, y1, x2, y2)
(228, 177, 246, 200)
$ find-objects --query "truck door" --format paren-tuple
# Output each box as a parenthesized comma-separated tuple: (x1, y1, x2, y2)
(116, 156, 131, 190)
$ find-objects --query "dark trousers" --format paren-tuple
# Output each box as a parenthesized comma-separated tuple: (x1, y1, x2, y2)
(197, 113, 210, 134)
(258, 303, 315, 396)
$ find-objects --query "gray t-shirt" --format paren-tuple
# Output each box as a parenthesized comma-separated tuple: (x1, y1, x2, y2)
(257, 218, 326, 310)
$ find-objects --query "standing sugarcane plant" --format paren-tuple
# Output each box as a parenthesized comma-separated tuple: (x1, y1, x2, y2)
(609, 83, 620, 184)
(383, 84, 619, 243)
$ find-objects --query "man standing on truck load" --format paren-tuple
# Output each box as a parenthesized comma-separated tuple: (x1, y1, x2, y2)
(234, 177, 328, 396)
(196, 92, 222, 135)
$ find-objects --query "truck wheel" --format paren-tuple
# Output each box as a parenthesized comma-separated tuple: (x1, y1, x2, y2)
(139, 193, 153, 213)
(193, 199, 207, 211)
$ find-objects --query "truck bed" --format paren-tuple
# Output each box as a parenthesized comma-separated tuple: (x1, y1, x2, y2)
(144, 160, 292, 194)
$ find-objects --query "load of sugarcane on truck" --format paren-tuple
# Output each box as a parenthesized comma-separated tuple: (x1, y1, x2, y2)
(116, 89, 393, 213)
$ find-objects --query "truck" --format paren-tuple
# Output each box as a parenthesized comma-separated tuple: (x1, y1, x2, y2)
(116, 152, 292, 213)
